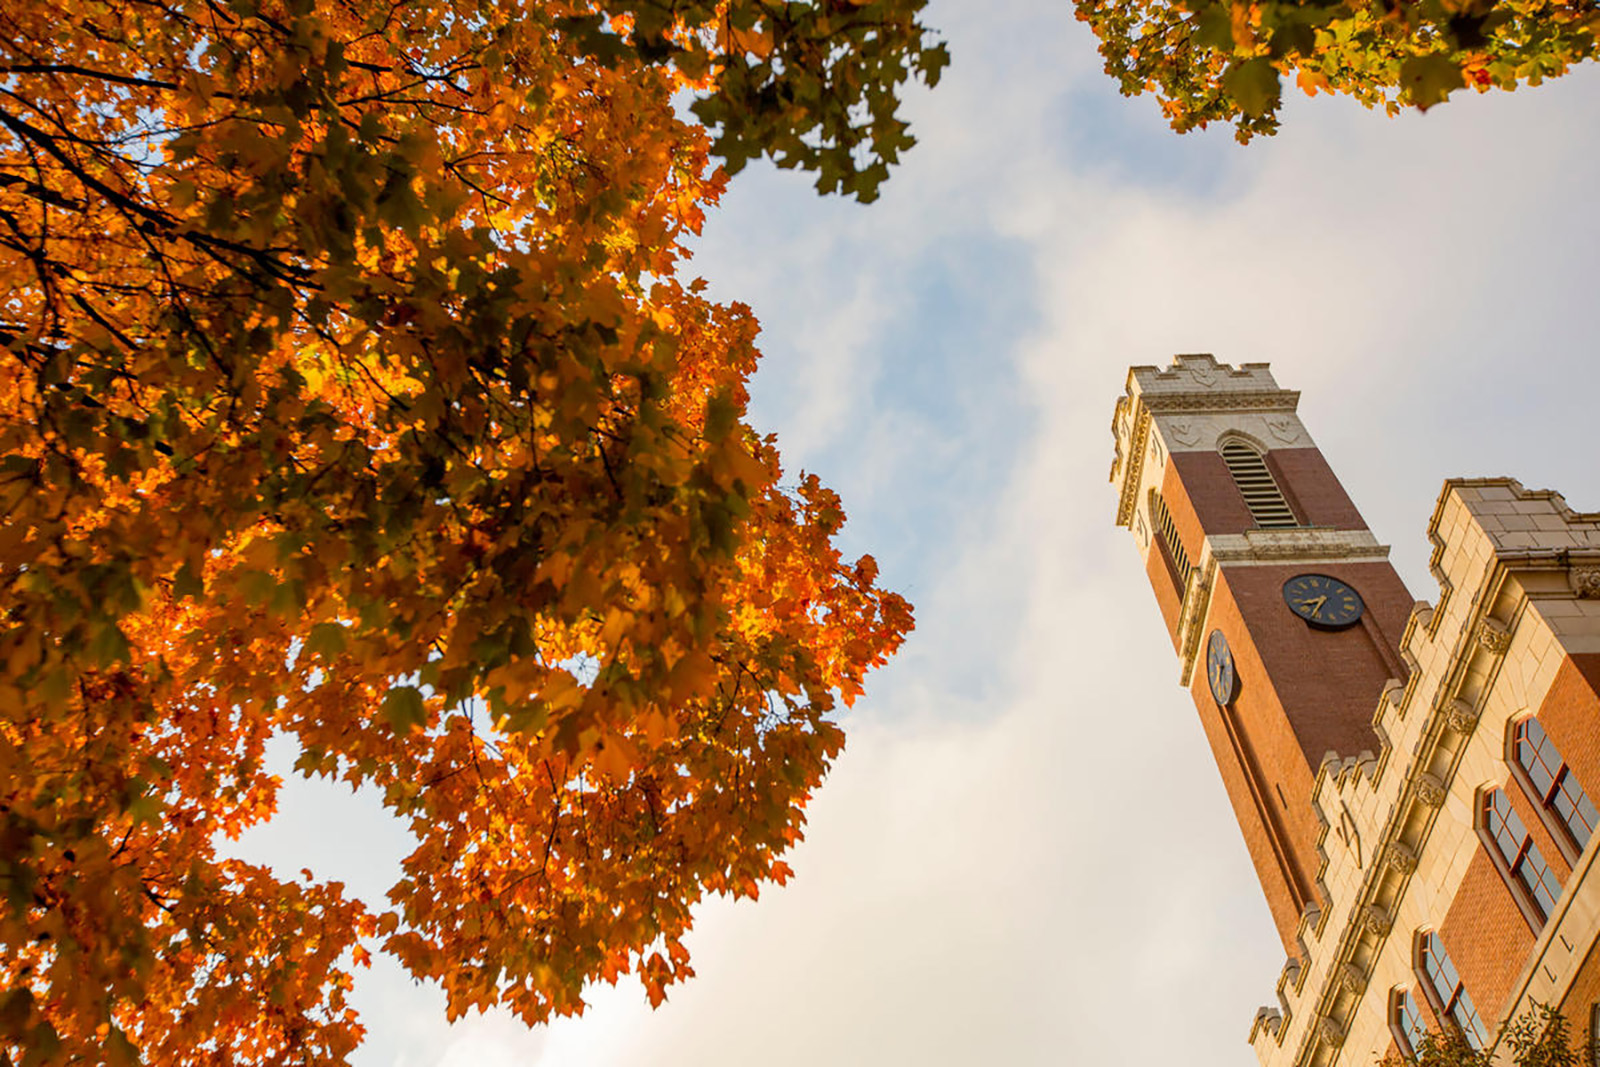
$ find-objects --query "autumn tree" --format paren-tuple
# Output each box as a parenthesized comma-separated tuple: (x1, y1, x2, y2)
(0, 1, 942, 1061)
(1076, 0, 1598, 138)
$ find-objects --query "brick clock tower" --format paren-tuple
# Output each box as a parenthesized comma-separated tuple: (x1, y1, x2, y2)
(1110, 355, 1415, 951)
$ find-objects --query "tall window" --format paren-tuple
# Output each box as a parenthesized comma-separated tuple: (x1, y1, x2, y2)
(1392, 988, 1429, 1058)
(1514, 718, 1598, 851)
(1220, 439, 1297, 528)
(1482, 788, 1563, 922)
(1149, 491, 1193, 592)
(1419, 934, 1489, 1049)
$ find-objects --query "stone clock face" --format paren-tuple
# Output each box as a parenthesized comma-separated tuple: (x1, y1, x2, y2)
(1283, 574, 1365, 630)
(1206, 629, 1238, 705)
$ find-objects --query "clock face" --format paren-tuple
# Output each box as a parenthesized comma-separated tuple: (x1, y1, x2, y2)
(1206, 630, 1238, 706)
(1282, 574, 1365, 630)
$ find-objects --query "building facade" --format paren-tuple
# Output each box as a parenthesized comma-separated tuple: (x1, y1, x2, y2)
(1111, 355, 1600, 1065)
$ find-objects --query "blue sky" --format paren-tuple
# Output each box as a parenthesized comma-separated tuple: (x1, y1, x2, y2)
(229, 2, 1600, 1063)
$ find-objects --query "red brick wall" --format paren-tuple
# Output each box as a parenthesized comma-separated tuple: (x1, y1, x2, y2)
(1191, 576, 1316, 951)
(1221, 560, 1410, 765)
(1171, 450, 1256, 535)
(1266, 448, 1367, 530)
(1440, 850, 1537, 1029)
(1160, 458, 1207, 563)
(1169, 446, 1368, 535)
(1536, 654, 1600, 811)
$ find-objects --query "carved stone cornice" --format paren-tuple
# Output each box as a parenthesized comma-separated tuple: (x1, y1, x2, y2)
(1208, 529, 1390, 566)
(1139, 390, 1302, 414)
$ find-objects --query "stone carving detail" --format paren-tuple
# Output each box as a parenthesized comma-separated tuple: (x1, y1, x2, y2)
(1189, 362, 1219, 388)
(1415, 773, 1447, 808)
(1571, 566, 1600, 600)
(1339, 963, 1367, 994)
(1167, 418, 1200, 446)
(1444, 698, 1480, 733)
(1140, 391, 1300, 413)
(1114, 411, 1151, 527)
(1319, 1017, 1347, 1047)
(1384, 842, 1419, 875)
(1360, 904, 1393, 937)
(1265, 415, 1300, 443)
(1476, 618, 1511, 654)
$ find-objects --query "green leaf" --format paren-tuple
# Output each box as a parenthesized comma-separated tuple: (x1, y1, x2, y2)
(1400, 54, 1465, 108)
(1223, 57, 1282, 118)
(305, 622, 346, 661)
(381, 685, 428, 734)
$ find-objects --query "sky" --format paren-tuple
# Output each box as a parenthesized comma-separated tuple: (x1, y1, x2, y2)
(227, 3, 1600, 1064)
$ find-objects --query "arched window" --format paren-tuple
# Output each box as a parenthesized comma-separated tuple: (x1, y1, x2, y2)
(1514, 718, 1598, 852)
(1149, 491, 1192, 593)
(1481, 788, 1563, 922)
(1391, 987, 1429, 1058)
(1220, 439, 1297, 528)
(1418, 934, 1489, 1049)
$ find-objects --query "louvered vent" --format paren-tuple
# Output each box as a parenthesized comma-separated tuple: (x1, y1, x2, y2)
(1149, 491, 1192, 593)
(1220, 440, 1297, 528)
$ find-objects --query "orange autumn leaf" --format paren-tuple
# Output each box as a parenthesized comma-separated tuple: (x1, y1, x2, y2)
(0, 0, 927, 1061)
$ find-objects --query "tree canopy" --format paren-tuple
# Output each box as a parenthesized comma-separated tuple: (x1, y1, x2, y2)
(1386, 1004, 1591, 1067)
(1076, 0, 1598, 137)
(0, 1, 938, 1061)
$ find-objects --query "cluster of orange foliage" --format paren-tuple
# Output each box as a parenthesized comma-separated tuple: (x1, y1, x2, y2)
(0, 0, 937, 1060)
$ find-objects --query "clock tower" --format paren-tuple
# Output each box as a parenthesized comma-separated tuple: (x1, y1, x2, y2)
(1110, 355, 1416, 951)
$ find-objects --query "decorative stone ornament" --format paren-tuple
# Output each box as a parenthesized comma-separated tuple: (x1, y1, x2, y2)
(1476, 618, 1511, 654)
(1360, 904, 1393, 937)
(1384, 842, 1419, 875)
(1571, 565, 1600, 599)
(1414, 773, 1448, 807)
(1339, 963, 1367, 994)
(1319, 1017, 1347, 1047)
(1443, 698, 1480, 734)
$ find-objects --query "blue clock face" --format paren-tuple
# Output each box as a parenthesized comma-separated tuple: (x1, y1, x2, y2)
(1283, 574, 1364, 630)
(1206, 630, 1237, 705)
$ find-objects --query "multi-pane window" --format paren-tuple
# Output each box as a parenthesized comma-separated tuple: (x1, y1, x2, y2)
(1482, 789, 1563, 921)
(1420, 934, 1489, 1050)
(1394, 988, 1429, 1057)
(1149, 491, 1193, 593)
(1220, 439, 1297, 528)
(1515, 718, 1598, 851)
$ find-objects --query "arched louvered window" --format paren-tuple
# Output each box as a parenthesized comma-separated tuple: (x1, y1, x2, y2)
(1220, 439, 1297, 528)
(1418, 934, 1488, 1049)
(1149, 491, 1192, 593)
(1514, 718, 1598, 852)
(1481, 788, 1563, 923)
